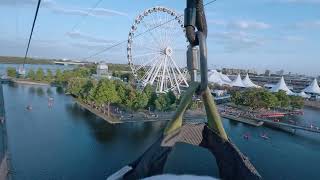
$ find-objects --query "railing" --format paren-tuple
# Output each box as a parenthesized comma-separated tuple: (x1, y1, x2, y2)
(0, 83, 10, 180)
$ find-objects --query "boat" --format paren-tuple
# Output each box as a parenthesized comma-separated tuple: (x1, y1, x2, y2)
(26, 105, 32, 111)
(243, 133, 250, 140)
(260, 133, 270, 140)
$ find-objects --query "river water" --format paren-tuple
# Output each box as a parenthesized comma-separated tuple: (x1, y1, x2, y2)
(3, 83, 320, 180)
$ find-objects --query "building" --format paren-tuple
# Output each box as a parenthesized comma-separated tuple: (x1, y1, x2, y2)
(275, 70, 284, 76)
(221, 68, 256, 75)
(97, 63, 109, 77)
(264, 70, 271, 77)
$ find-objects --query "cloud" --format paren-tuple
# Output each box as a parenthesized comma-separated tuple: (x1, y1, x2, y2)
(50, 7, 128, 17)
(209, 31, 265, 52)
(66, 31, 115, 44)
(0, 0, 127, 17)
(208, 19, 271, 30)
(0, 0, 56, 7)
(283, 35, 304, 42)
(294, 20, 320, 29)
(70, 43, 107, 50)
(229, 20, 271, 30)
(272, 0, 320, 4)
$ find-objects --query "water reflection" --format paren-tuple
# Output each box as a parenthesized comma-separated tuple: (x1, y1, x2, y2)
(28, 86, 36, 94)
(64, 103, 165, 144)
(36, 87, 44, 96)
(56, 86, 64, 94)
(46, 88, 53, 96)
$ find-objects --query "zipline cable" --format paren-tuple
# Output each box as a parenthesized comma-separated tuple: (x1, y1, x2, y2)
(81, 0, 218, 61)
(23, 0, 42, 67)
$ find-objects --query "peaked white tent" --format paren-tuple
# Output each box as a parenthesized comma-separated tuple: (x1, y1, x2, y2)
(208, 70, 230, 86)
(297, 91, 311, 98)
(230, 74, 245, 88)
(270, 76, 293, 95)
(219, 72, 232, 83)
(242, 74, 260, 88)
(303, 78, 320, 95)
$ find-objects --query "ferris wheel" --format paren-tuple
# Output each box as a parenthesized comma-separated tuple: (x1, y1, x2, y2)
(127, 6, 189, 94)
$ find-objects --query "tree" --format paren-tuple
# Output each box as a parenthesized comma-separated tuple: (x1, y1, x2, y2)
(66, 77, 87, 97)
(46, 69, 53, 82)
(35, 68, 45, 81)
(94, 79, 119, 116)
(259, 90, 278, 109)
(231, 91, 243, 106)
(80, 79, 96, 102)
(275, 91, 290, 108)
(6, 67, 17, 78)
(290, 96, 304, 109)
(147, 92, 158, 110)
(155, 94, 169, 111)
(167, 91, 177, 105)
(55, 69, 63, 85)
(114, 80, 128, 104)
(124, 86, 137, 110)
(132, 92, 148, 110)
(143, 84, 154, 99)
(27, 69, 36, 80)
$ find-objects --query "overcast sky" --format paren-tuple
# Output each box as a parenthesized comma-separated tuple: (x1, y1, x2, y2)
(0, 0, 319, 75)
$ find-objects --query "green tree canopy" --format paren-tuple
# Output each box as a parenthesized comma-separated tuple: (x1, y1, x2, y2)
(93, 79, 119, 116)
(275, 91, 290, 108)
(290, 96, 304, 109)
(6, 67, 17, 78)
(27, 69, 36, 80)
(80, 79, 97, 101)
(35, 68, 45, 81)
(132, 91, 148, 110)
(46, 69, 53, 82)
(55, 69, 63, 85)
(66, 77, 87, 97)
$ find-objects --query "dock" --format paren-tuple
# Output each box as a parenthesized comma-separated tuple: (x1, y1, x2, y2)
(254, 118, 320, 134)
(221, 114, 264, 127)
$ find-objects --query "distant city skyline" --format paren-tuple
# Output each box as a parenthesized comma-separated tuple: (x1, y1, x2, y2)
(0, 0, 319, 75)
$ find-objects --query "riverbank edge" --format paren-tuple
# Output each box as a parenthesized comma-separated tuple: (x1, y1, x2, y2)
(10, 79, 50, 86)
(74, 99, 121, 124)
(304, 100, 320, 110)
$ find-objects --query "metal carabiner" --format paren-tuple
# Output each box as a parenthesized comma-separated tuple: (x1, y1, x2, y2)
(185, 0, 208, 92)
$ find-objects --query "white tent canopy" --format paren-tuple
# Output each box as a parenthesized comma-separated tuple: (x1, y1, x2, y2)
(303, 78, 320, 94)
(242, 74, 260, 88)
(297, 91, 311, 98)
(208, 70, 230, 86)
(270, 76, 293, 95)
(230, 74, 245, 88)
(219, 72, 232, 83)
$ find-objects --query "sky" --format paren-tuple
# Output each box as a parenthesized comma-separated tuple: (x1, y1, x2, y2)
(0, 0, 319, 75)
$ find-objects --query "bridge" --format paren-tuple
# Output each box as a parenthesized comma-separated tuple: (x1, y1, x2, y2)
(54, 61, 89, 66)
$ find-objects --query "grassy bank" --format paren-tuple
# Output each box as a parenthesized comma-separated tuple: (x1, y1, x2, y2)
(0, 56, 54, 64)
(11, 79, 50, 86)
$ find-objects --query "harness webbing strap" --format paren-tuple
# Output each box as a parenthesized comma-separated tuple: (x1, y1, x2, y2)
(121, 124, 261, 180)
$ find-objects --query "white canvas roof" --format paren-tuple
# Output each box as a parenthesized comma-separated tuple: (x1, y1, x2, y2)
(230, 74, 245, 88)
(270, 77, 293, 95)
(303, 78, 320, 94)
(208, 70, 228, 86)
(297, 91, 311, 98)
(219, 72, 232, 83)
(242, 74, 260, 88)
